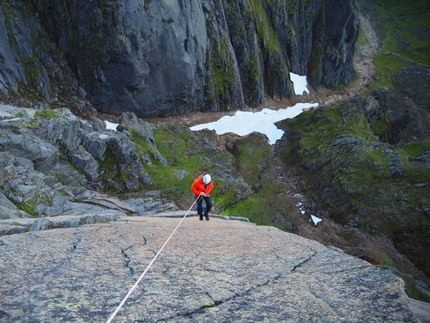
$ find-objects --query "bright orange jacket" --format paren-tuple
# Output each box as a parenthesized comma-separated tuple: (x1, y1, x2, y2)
(191, 174, 213, 196)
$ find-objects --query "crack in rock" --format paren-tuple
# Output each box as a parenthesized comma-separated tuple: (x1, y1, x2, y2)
(159, 271, 286, 321)
(121, 234, 151, 275)
(308, 264, 372, 275)
(291, 250, 317, 272)
(121, 246, 133, 274)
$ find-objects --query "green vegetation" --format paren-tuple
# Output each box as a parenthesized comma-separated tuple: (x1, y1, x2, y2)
(149, 125, 223, 202)
(279, 99, 429, 226)
(400, 141, 430, 157)
(249, 0, 281, 52)
(142, 125, 291, 229)
(206, 36, 237, 101)
(56, 300, 90, 310)
(355, 22, 369, 48)
(228, 137, 272, 187)
(99, 150, 124, 192)
(221, 135, 290, 226)
(35, 109, 60, 119)
(362, 0, 430, 90)
(16, 202, 37, 217)
(222, 183, 289, 226)
(129, 130, 154, 158)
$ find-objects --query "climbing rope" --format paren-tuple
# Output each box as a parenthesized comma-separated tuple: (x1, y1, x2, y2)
(106, 196, 201, 323)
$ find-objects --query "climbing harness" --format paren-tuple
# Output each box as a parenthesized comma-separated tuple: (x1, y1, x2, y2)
(106, 196, 201, 323)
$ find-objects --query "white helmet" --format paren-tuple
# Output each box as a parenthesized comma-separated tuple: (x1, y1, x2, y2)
(202, 174, 212, 185)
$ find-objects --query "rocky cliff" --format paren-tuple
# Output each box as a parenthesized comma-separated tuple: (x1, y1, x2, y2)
(0, 215, 421, 322)
(0, 0, 358, 117)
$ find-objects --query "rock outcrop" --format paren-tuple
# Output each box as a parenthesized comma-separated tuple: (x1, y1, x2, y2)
(0, 104, 175, 219)
(0, 0, 359, 117)
(0, 216, 421, 322)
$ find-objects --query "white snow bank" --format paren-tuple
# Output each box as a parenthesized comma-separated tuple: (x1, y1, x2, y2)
(190, 102, 318, 144)
(190, 73, 316, 144)
(290, 73, 310, 95)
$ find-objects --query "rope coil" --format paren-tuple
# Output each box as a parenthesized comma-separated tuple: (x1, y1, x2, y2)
(106, 197, 200, 323)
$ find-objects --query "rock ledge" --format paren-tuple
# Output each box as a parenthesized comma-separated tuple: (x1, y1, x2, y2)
(0, 216, 420, 322)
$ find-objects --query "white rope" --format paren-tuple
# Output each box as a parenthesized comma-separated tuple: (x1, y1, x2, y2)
(106, 197, 200, 323)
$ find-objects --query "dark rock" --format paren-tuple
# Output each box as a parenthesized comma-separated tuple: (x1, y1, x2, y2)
(0, 3, 85, 110)
(372, 67, 430, 145)
(331, 135, 365, 154)
(321, 0, 359, 88)
(0, 0, 359, 117)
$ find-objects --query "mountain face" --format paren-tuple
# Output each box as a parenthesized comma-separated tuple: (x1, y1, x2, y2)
(0, 0, 358, 117)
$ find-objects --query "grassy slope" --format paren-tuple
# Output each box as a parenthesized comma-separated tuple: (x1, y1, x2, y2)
(361, 0, 430, 89)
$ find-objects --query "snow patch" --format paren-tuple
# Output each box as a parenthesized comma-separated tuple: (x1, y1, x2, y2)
(290, 73, 310, 95)
(190, 102, 318, 145)
(310, 215, 322, 226)
(105, 121, 118, 131)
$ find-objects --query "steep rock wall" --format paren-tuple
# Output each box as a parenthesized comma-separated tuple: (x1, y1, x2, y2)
(0, 0, 359, 117)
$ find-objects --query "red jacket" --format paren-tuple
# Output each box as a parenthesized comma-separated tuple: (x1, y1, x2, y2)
(191, 174, 213, 196)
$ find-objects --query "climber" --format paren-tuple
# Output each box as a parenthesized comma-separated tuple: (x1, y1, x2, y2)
(191, 172, 213, 221)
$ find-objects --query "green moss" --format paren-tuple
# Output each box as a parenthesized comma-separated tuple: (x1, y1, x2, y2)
(99, 150, 125, 192)
(129, 130, 156, 162)
(228, 137, 272, 188)
(16, 202, 37, 217)
(400, 141, 430, 157)
(56, 300, 89, 310)
(249, 0, 281, 52)
(362, 0, 430, 90)
(371, 54, 407, 89)
(222, 183, 289, 227)
(35, 109, 60, 119)
(356, 24, 369, 48)
(153, 126, 204, 167)
(205, 35, 237, 107)
(214, 186, 238, 210)
(219, 135, 291, 227)
(366, 149, 389, 172)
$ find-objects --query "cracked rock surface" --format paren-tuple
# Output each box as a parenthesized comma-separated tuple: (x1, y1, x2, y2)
(0, 216, 419, 322)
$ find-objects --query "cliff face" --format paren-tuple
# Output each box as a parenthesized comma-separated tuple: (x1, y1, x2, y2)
(0, 0, 358, 117)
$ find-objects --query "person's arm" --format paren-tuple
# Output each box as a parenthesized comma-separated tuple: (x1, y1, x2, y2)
(191, 179, 202, 196)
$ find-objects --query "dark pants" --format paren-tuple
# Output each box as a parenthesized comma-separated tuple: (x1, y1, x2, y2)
(196, 195, 213, 216)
